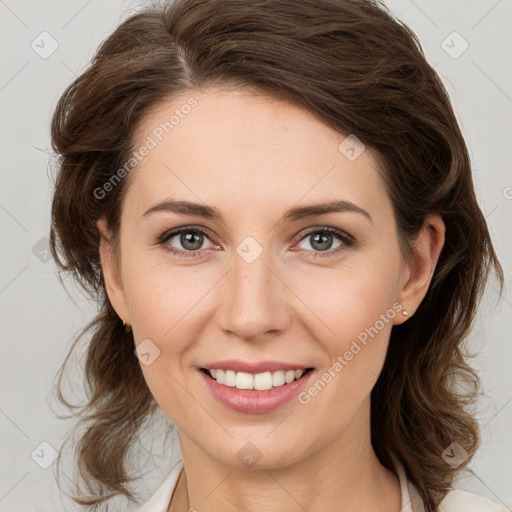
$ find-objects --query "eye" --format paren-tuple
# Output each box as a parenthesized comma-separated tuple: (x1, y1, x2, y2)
(295, 227, 354, 258)
(157, 226, 216, 258)
(157, 225, 355, 259)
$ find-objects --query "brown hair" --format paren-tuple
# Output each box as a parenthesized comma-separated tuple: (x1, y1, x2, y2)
(49, 0, 504, 510)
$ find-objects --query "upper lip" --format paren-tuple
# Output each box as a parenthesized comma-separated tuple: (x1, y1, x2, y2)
(201, 360, 313, 374)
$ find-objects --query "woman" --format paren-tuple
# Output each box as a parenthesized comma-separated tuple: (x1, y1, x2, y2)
(49, 0, 507, 511)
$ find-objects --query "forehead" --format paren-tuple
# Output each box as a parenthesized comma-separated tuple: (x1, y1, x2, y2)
(124, 88, 390, 222)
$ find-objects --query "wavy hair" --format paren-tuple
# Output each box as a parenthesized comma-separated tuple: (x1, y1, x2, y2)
(48, 0, 504, 510)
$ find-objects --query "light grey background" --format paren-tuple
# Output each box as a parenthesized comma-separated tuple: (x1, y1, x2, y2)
(1, 1, 511, 510)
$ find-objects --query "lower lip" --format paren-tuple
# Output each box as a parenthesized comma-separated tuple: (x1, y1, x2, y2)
(199, 368, 315, 414)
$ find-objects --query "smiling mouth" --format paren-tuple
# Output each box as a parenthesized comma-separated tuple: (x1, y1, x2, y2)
(200, 367, 314, 391)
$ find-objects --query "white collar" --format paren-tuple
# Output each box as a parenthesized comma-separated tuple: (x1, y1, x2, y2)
(394, 459, 425, 512)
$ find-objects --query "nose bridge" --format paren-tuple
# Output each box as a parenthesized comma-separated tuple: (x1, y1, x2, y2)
(218, 238, 290, 340)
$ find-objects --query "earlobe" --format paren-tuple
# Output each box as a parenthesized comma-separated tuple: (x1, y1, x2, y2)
(394, 215, 445, 325)
(96, 217, 130, 325)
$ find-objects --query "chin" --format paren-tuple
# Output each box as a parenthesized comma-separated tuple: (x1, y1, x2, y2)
(201, 434, 314, 471)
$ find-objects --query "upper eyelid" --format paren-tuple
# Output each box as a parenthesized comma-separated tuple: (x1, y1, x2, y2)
(299, 226, 353, 241)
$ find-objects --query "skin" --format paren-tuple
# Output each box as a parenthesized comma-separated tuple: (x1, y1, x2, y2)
(96, 87, 445, 512)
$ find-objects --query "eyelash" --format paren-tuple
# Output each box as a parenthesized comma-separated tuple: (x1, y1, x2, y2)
(156, 226, 355, 259)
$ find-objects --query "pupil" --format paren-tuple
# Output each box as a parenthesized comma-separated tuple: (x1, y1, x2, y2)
(312, 232, 332, 251)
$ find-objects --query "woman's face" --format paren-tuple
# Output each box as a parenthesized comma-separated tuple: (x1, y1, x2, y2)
(98, 87, 440, 469)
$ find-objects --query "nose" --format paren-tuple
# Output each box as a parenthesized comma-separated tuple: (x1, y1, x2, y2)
(216, 249, 292, 342)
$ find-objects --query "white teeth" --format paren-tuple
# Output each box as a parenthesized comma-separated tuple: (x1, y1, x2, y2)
(254, 371, 272, 391)
(207, 368, 308, 390)
(272, 371, 285, 387)
(284, 370, 296, 383)
(235, 371, 254, 389)
(224, 370, 236, 387)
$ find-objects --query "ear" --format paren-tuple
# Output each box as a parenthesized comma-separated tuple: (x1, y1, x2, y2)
(394, 214, 445, 325)
(96, 217, 130, 325)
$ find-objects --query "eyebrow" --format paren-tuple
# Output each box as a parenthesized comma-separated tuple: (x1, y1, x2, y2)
(141, 199, 372, 224)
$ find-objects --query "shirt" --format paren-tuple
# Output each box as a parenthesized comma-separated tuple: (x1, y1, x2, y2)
(137, 458, 509, 512)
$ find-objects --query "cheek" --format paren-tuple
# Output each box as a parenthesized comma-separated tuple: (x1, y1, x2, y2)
(291, 276, 398, 433)
(122, 251, 214, 336)
(125, 264, 201, 420)
(122, 256, 219, 412)
(291, 252, 402, 402)
(294, 254, 400, 342)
